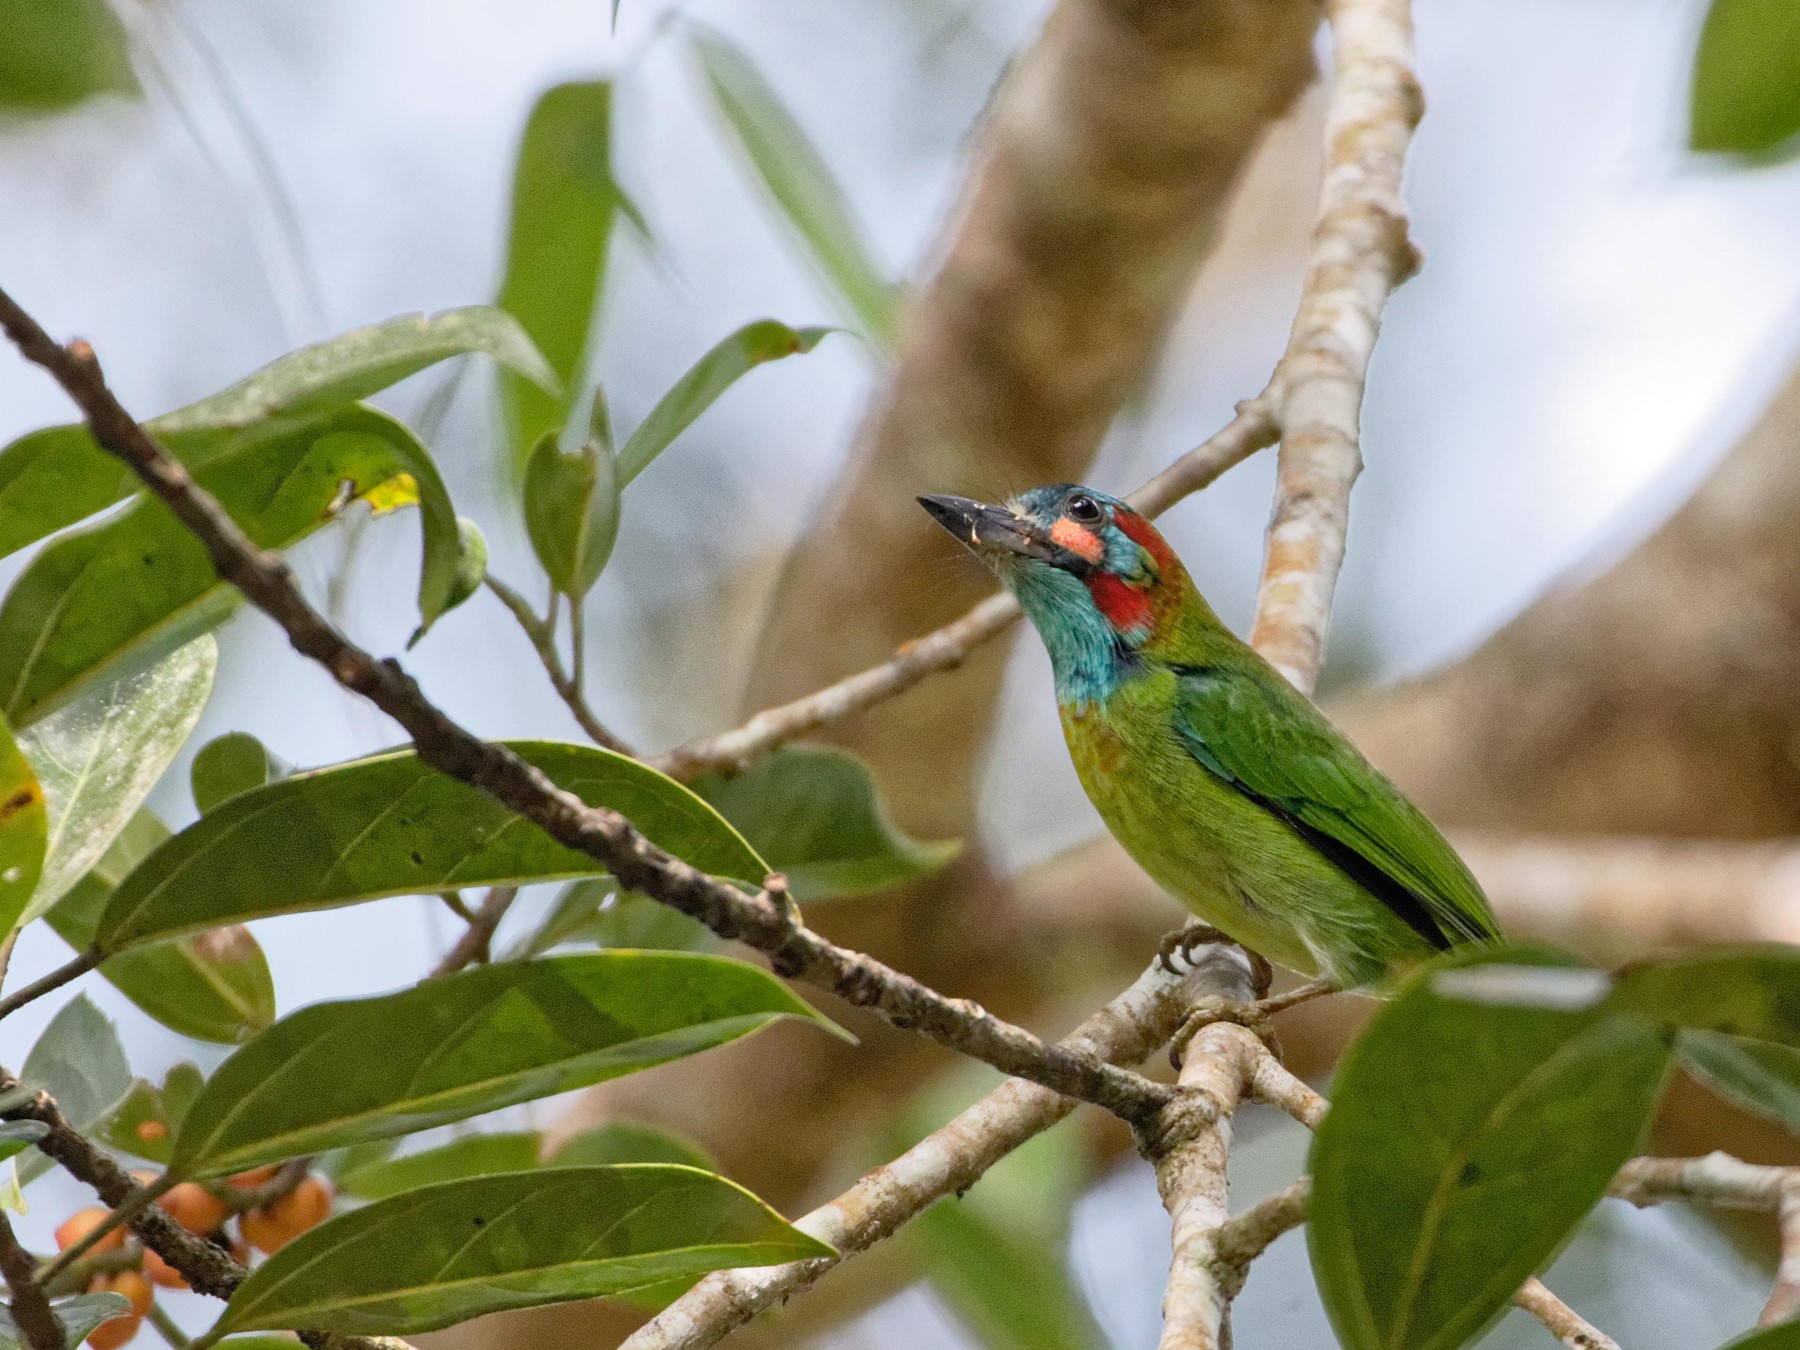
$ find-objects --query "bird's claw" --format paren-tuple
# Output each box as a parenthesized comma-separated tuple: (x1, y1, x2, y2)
(1155, 924, 1275, 997)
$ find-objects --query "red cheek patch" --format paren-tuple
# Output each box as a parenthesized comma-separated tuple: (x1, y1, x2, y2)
(1050, 518, 1105, 562)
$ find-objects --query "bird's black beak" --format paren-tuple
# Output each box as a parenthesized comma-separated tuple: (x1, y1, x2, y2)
(917, 494, 1091, 573)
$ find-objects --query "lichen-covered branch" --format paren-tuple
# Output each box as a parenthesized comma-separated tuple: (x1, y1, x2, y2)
(1514, 1278, 1622, 1350)
(620, 948, 1255, 1350)
(1249, 0, 1424, 692)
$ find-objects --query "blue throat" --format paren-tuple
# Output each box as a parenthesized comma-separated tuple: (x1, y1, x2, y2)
(1005, 564, 1133, 710)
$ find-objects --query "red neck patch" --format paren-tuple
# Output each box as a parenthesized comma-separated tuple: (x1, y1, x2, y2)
(1085, 571, 1152, 637)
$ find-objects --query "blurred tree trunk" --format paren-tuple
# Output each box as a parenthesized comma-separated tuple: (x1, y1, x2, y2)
(746, 0, 1319, 839)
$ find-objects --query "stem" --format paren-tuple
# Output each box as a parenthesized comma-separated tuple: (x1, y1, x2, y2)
(0, 950, 101, 1024)
(0, 1210, 64, 1350)
(38, 1172, 178, 1285)
(146, 1302, 192, 1349)
(484, 575, 634, 754)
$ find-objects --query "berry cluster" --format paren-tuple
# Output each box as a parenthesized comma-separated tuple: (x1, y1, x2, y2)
(51, 1170, 334, 1347)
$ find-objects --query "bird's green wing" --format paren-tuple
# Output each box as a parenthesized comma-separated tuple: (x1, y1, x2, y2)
(1172, 663, 1499, 947)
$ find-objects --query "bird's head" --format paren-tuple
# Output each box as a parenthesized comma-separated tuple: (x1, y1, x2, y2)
(920, 486, 1194, 689)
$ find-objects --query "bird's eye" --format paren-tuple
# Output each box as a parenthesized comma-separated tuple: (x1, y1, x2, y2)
(1066, 492, 1102, 524)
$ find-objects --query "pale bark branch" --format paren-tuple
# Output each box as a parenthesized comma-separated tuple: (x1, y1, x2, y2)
(1249, 0, 1423, 693)
(1514, 1279, 1622, 1350)
(620, 947, 1257, 1350)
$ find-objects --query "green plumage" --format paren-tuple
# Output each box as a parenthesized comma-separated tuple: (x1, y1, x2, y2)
(920, 485, 1500, 989)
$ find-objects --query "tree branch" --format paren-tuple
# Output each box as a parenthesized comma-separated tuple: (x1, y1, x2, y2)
(0, 284, 1168, 1125)
(1249, 0, 1423, 693)
(0, 1209, 64, 1350)
(428, 885, 518, 978)
(620, 947, 1257, 1350)
(1514, 1278, 1622, 1350)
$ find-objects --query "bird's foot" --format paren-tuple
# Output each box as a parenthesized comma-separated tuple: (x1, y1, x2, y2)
(1155, 923, 1275, 997)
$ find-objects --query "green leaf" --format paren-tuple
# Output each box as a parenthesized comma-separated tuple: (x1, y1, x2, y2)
(0, 0, 136, 111)
(96, 741, 764, 953)
(1308, 948, 1672, 1350)
(0, 1293, 133, 1350)
(443, 517, 489, 616)
(0, 1122, 47, 1164)
(192, 732, 286, 816)
(693, 746, 959, 901)
(523, 430, 620, 600)
(499, 81, 621, 472)
(1611, 945, 1800, 1044)
(690, 27, 897, 346)
(212, 1164, 834, 1337)
(0, 310, 548, 565)
(0, 713, 45, 936)
(18, 994, 132, 1183)
(338, 1133, 542, 1200)
(550, 1121, 715, 1171)
(100, 1062, 205, 1165)
(158, 307, 557, 433)
(1681, 1029, 1800, 1134)
(1721, 1321, 1800, 1349)
(49, 811, 275, 1044)
(1690, 0, 1800, 156)
(616, 320, 837, 487)
(170, 951, 841, 1176)
(14, 636, 214, 924)
(0, 405, 462, 721)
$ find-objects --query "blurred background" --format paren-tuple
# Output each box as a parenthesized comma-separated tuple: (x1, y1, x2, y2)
(3, 0, 1800, 1345)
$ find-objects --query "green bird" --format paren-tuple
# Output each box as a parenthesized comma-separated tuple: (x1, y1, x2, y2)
(920, 485, 1499, 990)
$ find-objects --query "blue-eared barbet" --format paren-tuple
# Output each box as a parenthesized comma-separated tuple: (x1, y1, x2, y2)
(920, 486, 1500, 989)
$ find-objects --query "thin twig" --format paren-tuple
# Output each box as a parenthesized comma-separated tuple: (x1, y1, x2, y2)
(0, 286, 1170, 1125)
(0, 951, 99, 1024)
(0, 1209, 64, 1350)
(1515, 1278, 1622, 1350)
(622, 948, 1257, 1350)
(484, 574, 635, 755)
(1248, 0, 1424, 693)
(146, 1301, 192, 1348)
(37, 1172, 178, 1285)
(428, 886, 518, 978)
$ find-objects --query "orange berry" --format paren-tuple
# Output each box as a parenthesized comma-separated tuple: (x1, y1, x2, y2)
(55, 1208, 125, 1254)
(133, 1120, 167, 1143)
(141, 1248, 188, 1290)
(104, 1270, 154, 1318)
(158, 1182, 229, 1235)
(85, 1313, 140, 1350)
(241, 1176, 332, 1254)
(228, 1165, 280, 1189)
